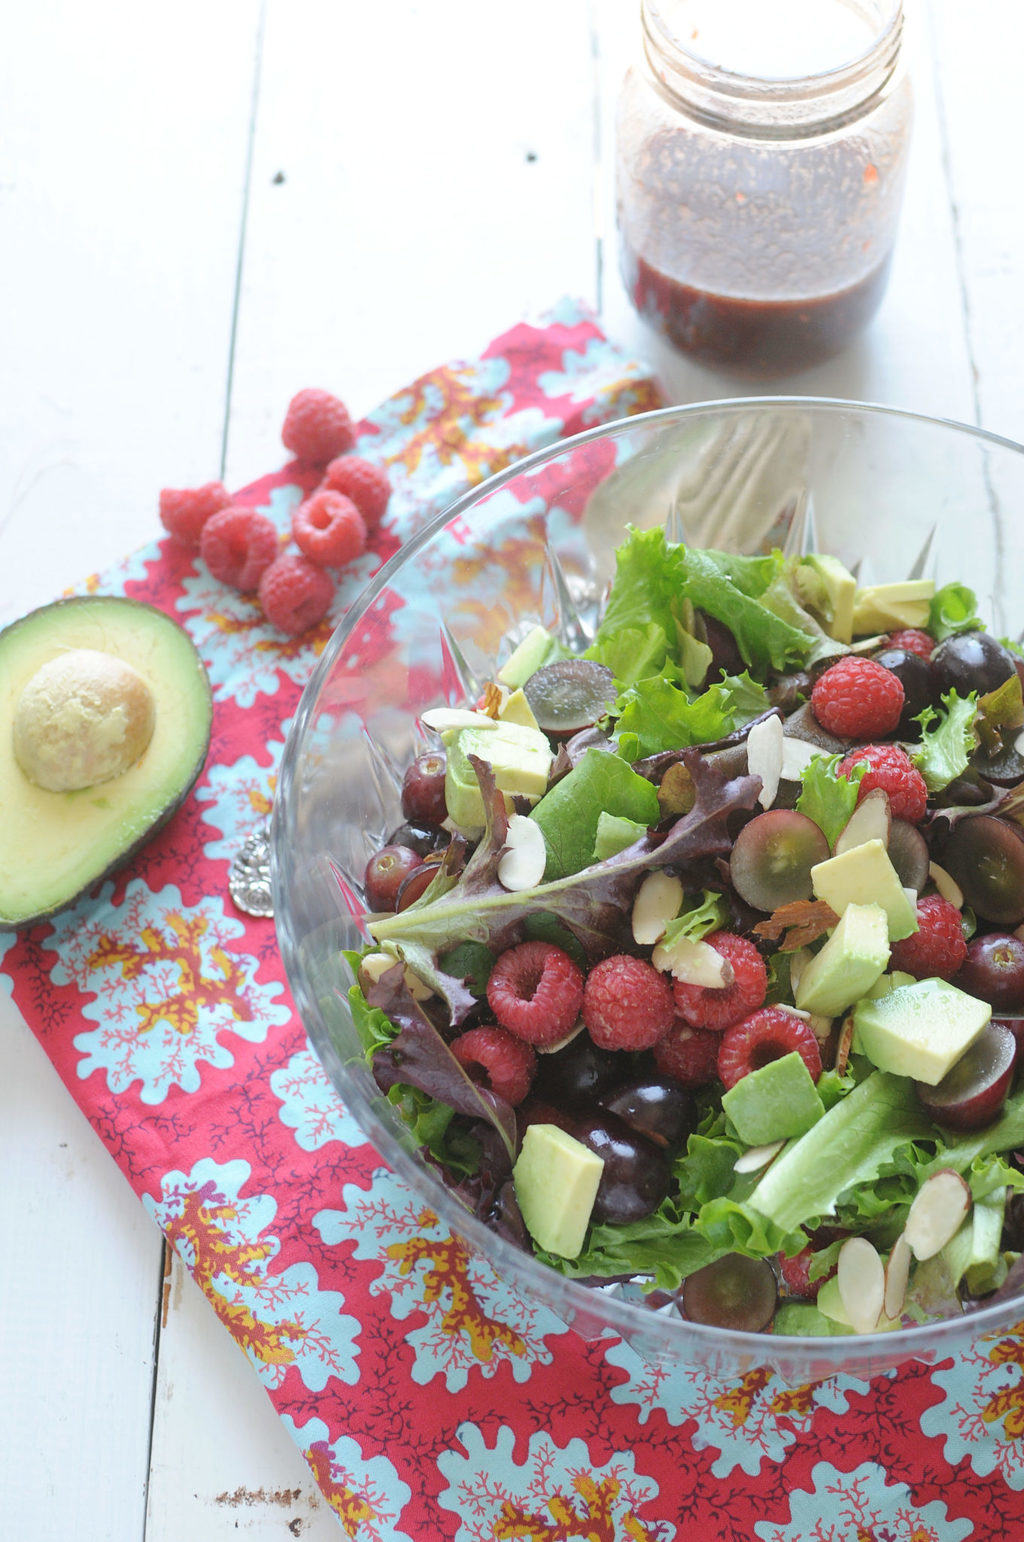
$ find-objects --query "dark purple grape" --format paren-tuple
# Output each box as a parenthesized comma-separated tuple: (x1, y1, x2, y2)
(533, 1035, 622, 1108)
(939, 815, 1024, 927)
(364, 844, 423, 911)
(679, 1254, 778, 1332)
(395, 856, 443, 911)
(388, 819, 449, 858)
(572, 1112, 672, 1224)
(1004, 1192, 1024, 1252)
(873, 646, 933, 731)
(931, 631, 1018, 699)
(598, 1076, 697, 1151)
(523, 659, 617, 736)
(729, 809, 830, 912)
(956, 932, 1024, 1011)
(914, 1020, 1017, 1131)
(698, 611, 744, 677)
(887, 819, 930, 893)
(401, 750, 448, 825)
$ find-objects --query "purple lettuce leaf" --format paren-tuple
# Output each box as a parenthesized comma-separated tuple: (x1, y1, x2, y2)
(365, 961, 517, 1158)
(369, 749, 761, 970)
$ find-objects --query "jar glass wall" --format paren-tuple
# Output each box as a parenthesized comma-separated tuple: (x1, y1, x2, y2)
(616, 0, 913, 374)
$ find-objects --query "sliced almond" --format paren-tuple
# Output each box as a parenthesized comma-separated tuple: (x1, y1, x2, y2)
(835, 1012, 856, 1075)
(420, 706, 499, 733)
(403, 966, 433, 1001)
(746, 714, 785, 810)
(359, 950, 402, 987)
(787, 946, 812, 997)
(733, 1139, 785, 1174)
(835, 786, 891, 856)
(929, 860, 964, 910)
(903, 1169, 972, 1261)
(805, 1012, 834, 1043)
(884, 1232, 913, 1321)
(632, 870, 684, 946)
(497, 814, 547, 891)
(780, 736, 823, 782)
(651, 933, 735, 988)
(848, 633, 888, 654)
(837, 1235, 885, 1334)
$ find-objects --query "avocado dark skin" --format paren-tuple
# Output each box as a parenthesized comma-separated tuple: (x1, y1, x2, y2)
(0, 596, 212, 927)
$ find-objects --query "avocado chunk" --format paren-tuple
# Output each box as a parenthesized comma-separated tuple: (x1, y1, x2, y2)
(811, 839, 919, 941)
(0, 596, 213, 926)
(852, 978, 991, 1084)
(721, 1051, 825, 1145)
(796, 554, 857, 644)
(851, 580, 935, 634)
(497, 687, 540, 730)
(512, 1122, 604, 1258)
(496, 625, 558, 689)
(444, 719, 553, 831)
(794, 902, 890, 1017)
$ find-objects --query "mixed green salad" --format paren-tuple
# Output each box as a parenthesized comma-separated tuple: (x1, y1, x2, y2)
(346, 528, 1024, 1337)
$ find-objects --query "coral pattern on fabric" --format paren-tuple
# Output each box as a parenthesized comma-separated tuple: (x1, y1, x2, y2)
(3, 301, 1024, 1539)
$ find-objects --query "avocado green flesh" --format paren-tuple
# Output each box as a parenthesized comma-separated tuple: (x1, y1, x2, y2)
(0, 597, 212, 926)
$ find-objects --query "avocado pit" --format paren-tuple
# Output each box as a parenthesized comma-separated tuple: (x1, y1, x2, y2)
(13, 648, 156, 792)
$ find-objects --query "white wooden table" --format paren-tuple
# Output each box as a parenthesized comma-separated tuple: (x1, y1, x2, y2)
(2, 2, 1019, 1535)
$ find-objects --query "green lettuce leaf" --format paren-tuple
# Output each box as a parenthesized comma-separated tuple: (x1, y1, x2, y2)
(911, 690, 978, 793)
(614, 676, 740, 758)
(680, 547, 818, 673)
(929, 582, 984, 642)
(795, 752, 864, 847)
(584, 620, 673, 690)
(661, 889, 729, 947)
(528, 746, 660, 880)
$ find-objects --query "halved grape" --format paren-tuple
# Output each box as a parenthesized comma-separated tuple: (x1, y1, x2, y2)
(729, 809, 830, 912)
(887, 819, 930, 893)
(940, 815, 1024, 926)
(523, 659, 617, 736)
(679, 1254, 778, 1332)
(914, 1020, 1017, 1131)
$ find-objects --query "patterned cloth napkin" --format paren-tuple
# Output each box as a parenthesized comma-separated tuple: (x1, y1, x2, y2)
(4, 300, 1024, 1541)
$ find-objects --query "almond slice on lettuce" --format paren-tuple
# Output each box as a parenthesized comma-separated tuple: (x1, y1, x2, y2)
(837, 1235, 886, 1334)
(903, 1169, 972, 1261)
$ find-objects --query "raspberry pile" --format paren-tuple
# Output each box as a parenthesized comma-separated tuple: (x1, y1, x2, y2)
(157, 387, 393, 636)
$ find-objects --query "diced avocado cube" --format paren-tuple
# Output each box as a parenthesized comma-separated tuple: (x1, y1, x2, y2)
(512, 1123, 604, 1258)
(444, 720, 553, 831)
(496, 625, 557, 689)
(721, 1051, 825, 1146)
(852, 977, 991, 1084)
(811, 839, 919, 941)
(851, 580, 935, 634)
(794, 902, 890, 1017)
(497, 687, 540, 730)
(799, 554, 857, 644)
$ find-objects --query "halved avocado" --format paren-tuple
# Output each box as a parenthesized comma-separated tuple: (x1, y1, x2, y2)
(0, 596, 212, 926)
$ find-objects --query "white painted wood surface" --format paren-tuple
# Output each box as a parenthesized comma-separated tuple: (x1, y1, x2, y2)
(1, 1, 1020, 1535)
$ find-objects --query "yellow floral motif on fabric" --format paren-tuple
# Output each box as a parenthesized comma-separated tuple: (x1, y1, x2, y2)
(386, 1216, 527, 1363)
(89, 912, 253, 1036)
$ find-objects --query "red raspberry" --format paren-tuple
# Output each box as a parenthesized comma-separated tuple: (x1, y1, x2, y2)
(323, 455, 392, 532)
(582, 954, 676, 1051)
(450, 1025, 536, 1105)
(889, 893, 967, 980)
(653, 1022, 721, 1088)
(671, 932, 768, 1032)
(199, 505, 278, 590)
(886, 628, 935, 660)
(810, 657, 904, 739)
(159, 481, 232, 546)
(292, 490, 367, 568)
(717, 1006, 823, 1090)
(258, 551, 336, 636)
(486, 940, 584, 1047)
(837, 743, 929, 824)
(281, 388, 355, 465)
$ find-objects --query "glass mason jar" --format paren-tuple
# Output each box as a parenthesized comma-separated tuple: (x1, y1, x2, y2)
(616, 0, 913, 374)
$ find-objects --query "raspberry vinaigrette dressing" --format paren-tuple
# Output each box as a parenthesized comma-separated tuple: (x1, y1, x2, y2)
(616, 0, 913, 374)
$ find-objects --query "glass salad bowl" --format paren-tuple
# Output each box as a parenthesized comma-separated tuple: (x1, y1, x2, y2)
(272, 398, 1024, 1382)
